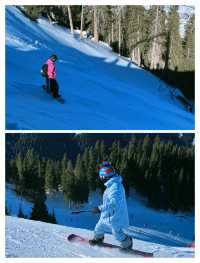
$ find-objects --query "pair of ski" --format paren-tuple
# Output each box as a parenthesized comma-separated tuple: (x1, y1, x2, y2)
(68, 234, 154, 257)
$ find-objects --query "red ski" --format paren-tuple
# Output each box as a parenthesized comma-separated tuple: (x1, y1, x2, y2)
(67, 234, 153, 258)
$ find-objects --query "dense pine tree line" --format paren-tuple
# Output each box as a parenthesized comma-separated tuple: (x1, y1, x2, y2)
(20, 5, 195, 99)
(6, 148, 57, 223)
(6, 134, 194, 212)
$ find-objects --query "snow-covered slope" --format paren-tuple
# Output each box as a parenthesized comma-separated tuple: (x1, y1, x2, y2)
(6, 183, 195, 257)
(6, 6, 194, 130)
(6, 216, 194, 257)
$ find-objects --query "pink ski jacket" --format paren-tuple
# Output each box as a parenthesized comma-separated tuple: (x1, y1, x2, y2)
(46, 58, 56, 79)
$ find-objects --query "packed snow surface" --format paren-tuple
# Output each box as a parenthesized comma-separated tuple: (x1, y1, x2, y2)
(6, 6, 194, 130)
(6, 216, 194, 258)
(6, 184, 194, 258)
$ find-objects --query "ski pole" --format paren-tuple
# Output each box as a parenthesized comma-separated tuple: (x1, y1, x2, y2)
(71, 210, 92, 214)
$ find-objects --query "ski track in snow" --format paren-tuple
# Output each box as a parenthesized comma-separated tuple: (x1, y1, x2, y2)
(6, 6, 194, 130)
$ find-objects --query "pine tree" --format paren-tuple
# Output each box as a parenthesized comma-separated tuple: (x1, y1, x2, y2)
(142, 134, 151, 158)
(74, 154, 89, 203)
(167, 6, 184, 71)
(100, 6, 115, 45)
(123, 6, 146, 65)
(61, 153, 68, 189)
(15, 152, 24, 186)
(45, 160, 54, 192)
(183, 14, 195, 71)
(23, 148, 39, 192)
(119, 147, 130, 193)
(110, 140, 121, 170)
(18, 205, 26, 218)
(53, 160, 61, 190)
(127, 135, 137, 160)
(9, 159, 19, 184)
(177, 167, 184, 209)
(94, 140, 106, 164)
(49, 209, 57, 224)
(148, 6, 167, 69)
(149, 135, 161, 168)
(62, 160, 77, 203)
(22, 6, 47, 20)
(30, 198, 50, 222)
(87, 146, 98, 190)
(5, 202, 10, 215)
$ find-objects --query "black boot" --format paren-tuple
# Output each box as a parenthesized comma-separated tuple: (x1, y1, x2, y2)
(89, 236, 104, 245)
(54, 94, 61, 98)
(120, 236, 133, 249)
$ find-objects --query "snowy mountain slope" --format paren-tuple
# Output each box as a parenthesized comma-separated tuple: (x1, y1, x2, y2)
(6, 184, 194, 249)
(6, 6, 194, 130)
(6, 216, 194, 258)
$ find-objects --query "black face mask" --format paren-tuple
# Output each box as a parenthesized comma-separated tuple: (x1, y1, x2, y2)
(100, 176, 111, 183)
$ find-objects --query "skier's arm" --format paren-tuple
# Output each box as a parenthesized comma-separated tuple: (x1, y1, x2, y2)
(52, 64, 56, 78)
(98, 188, 121, 216)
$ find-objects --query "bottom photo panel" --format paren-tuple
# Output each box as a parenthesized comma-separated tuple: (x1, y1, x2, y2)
(5, 133, 195, 258)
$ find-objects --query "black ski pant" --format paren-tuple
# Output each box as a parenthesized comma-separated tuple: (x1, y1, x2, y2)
(49, 79, 59, 98)
(45, 77, 50, 93)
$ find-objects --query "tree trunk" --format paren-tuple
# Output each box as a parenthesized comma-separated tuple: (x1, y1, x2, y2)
(150, 6, 159, 69)
(93, 6, 99, 42)
(187, 47, 190, 59)
(131, 14, 141, 66)
(111, 22, 114, 43)
(131, 49, 136, 62)
(47, 13, 53, 23)
(67, 5, 74, 35)
(118, 10, 121, 55)
(80, 5, 84, 39)
(137, 14, 141, 66)
(108, 32, 111, 45)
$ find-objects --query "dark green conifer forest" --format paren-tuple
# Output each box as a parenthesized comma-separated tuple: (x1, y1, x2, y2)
(6, 133, 194, 216)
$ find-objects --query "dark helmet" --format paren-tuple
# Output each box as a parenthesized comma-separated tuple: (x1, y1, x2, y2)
(50, 54, 58, 61)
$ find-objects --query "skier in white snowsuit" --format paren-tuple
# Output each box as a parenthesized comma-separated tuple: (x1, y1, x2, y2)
(90, 161, 132, 249)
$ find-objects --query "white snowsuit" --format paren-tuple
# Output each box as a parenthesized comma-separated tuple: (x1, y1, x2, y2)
(94, 175, 129, 241)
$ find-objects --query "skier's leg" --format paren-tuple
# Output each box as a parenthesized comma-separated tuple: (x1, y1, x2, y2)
(46, 77, 50, 93)
(112, 228, 133, 249)
(49, 79, 54, 95)
(54, 79, 60, 97)
(90, 221, 110, 244)
(51, 79, 60, 98)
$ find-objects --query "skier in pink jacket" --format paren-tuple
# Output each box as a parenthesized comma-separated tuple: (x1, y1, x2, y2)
(43, 54, 60, 98)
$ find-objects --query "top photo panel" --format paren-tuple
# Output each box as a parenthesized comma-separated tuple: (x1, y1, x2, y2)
(5, 5, 195, 130)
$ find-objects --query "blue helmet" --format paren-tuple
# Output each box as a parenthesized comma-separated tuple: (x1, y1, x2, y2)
(99, 161, 115, 178)
(99, 161, 112, 169)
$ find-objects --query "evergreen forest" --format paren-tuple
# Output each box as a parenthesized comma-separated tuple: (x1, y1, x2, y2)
(6, 133, 194, 219)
